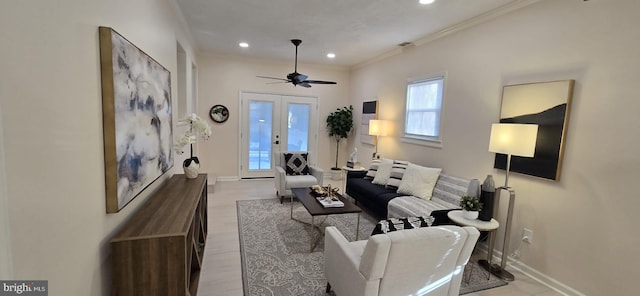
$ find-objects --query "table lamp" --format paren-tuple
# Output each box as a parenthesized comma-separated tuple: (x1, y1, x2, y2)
(368, 119, 387, 159)
(480, 123, 538, 281)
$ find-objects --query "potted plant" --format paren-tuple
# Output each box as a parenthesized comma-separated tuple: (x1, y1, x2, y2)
(326, 105, 354, 171)
(460, 195, 483, 220)
(175, 113, 211, 178)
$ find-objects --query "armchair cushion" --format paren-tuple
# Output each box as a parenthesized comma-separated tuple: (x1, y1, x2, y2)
(284, 175, 318, 189)
(284, 152, 310, 175)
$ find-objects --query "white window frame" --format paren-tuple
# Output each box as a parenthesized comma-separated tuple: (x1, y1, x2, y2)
(402, 75, 445, 148)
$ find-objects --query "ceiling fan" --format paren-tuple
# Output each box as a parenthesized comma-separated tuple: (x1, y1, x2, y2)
(257, 39, 337, 88)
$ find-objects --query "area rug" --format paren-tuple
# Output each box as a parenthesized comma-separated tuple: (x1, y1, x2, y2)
(237, 198, 507, 296)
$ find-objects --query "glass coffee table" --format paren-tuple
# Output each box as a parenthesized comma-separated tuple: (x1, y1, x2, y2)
(291, 187, 362, 252)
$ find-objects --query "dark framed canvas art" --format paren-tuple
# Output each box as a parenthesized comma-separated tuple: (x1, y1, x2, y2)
(99, 27, 173, 213)
(361, 100, 378, 145)
(494, 80, 574, 181)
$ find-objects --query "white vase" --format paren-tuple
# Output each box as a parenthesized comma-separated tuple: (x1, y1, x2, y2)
(183, 157, 200, 179)
(462, 210, 479, 220)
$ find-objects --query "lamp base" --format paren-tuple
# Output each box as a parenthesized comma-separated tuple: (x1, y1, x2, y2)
(478, 259, 515, 281)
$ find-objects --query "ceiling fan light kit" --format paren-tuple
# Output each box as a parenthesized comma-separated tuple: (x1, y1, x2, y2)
(257, 39, 337, 88)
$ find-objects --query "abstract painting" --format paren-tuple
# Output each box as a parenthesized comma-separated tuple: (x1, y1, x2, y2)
(99, 27, 173, 213)
(361, 100, 378, 145)
(494, 80, 574, 181)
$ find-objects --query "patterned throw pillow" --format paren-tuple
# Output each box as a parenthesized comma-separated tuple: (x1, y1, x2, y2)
(365, 159, 382, 179)
(371, 216, 435, 236)
(284, 153, 310, 176)
(386, 160, 409, 189)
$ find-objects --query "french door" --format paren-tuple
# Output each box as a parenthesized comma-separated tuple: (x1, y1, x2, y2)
(240, 92, 318, 178)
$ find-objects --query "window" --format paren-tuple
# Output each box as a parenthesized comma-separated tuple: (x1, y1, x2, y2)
(404, 76, 444, 145)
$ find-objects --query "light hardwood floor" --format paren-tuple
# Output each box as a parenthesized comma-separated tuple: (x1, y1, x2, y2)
(197, 178, 563, 296)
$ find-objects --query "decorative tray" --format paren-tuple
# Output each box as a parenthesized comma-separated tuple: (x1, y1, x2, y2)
(310, 185, 344, 207)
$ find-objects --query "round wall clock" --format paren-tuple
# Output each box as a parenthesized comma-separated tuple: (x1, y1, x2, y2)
(209, 105, 229, 123)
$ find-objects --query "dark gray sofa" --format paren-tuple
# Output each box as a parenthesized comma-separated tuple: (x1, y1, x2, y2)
(345, 170, 472, 221)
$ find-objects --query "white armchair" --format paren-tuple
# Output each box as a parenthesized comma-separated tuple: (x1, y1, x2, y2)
(274, 151, 324, 203)
(324, 225, 480, 296)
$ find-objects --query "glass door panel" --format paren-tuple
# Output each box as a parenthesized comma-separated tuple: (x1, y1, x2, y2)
(248, 101, 273, 170)
(286, 103, 310, 151)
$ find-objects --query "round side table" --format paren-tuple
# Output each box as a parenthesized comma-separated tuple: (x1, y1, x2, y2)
(340, 165, 366, 193)
(448, 210, 499, 280)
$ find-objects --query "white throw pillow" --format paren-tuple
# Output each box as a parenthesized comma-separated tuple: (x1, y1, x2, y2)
(397, 163, 442, 200)
(372, 159, 393, 185)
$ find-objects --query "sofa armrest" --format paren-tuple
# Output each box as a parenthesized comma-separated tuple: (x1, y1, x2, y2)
(359, 234, 390, 280)
(275, 166, 286, 195)
(309, 166, 324, 186)
(325, 227, 359, 265)
(324, 227, 366, 288)
(449, 226, 481, 295)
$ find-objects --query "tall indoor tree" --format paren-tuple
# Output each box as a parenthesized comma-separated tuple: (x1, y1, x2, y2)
(326, 105, 354, 170)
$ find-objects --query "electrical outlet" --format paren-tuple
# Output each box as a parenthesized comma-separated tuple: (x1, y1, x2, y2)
(523, 228, 533, 244)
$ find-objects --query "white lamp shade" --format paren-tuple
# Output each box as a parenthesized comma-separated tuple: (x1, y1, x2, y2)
(488, 123, 538, 157)
(368, 120, 387, 136)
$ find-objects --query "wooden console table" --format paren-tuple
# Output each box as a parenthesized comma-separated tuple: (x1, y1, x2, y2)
(111, 174, 208, 296)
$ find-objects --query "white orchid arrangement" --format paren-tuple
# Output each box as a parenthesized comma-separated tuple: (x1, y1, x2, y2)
(174, 113, 212, 157)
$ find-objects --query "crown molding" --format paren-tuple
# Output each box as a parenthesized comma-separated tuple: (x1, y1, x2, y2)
(413, 0, 541, 47)
(353, 0, 541, 70)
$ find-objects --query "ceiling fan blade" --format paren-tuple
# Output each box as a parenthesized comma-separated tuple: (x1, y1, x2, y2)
(298, 82, 312, 88)
(293, 74, 308, 83)
(266, 81, 291, 85)
(257, 75, 289, 82)
(304, 80, 337, 85)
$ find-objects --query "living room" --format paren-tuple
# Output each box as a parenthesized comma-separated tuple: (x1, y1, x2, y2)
(1, 0, 637, 295)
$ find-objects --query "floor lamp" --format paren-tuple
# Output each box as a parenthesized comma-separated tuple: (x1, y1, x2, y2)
(368, 120, 387, 159)
(480, 123, 538, 281)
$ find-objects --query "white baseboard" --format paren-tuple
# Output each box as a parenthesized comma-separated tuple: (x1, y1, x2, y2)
(216, 176, 241, 182)
(475, 243, 585, 296)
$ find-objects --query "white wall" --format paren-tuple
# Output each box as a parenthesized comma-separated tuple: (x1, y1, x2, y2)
(0, 0, 198, 294)
(350, 0, 640, 294)
(177, 43, 188, 116)
(0, 102, 12, 279)
(196, 55, 351, 178)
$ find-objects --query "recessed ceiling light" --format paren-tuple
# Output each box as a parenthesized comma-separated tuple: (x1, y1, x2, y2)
(419, 0, 435, 4)
(327, 53, 336, 59)
(239, 42, 249, 48)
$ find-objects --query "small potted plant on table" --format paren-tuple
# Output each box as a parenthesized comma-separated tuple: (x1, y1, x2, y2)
(460, 195, 483, 220)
